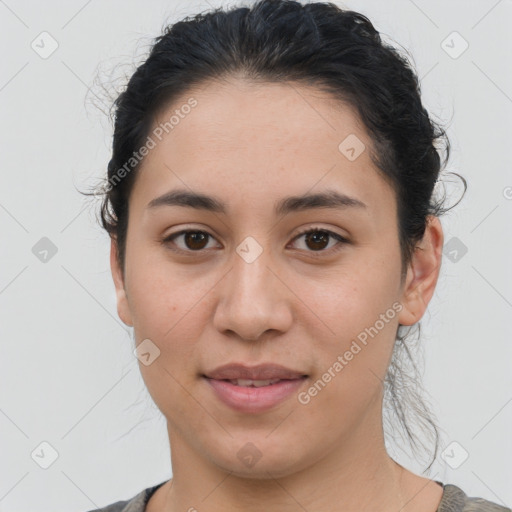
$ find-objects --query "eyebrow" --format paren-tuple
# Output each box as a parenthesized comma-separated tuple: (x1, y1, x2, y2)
(146, 189, 367, 215)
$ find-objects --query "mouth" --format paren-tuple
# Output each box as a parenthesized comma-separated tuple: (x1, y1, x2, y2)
(204, 377, 308, 387)
(202, 373, 308, 413)
(202, 362, 308, 381)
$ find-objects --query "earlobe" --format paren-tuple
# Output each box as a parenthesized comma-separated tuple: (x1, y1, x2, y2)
(110, 237, 134, 327)
(398, 216, 444, 326)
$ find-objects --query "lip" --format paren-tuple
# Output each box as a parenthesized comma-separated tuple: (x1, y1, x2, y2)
(204, 376, 308, 413)
(203, 362, 307, 380)
(202, 363, 308, 414)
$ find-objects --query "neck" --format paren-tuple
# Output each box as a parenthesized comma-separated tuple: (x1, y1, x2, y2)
(160, 411, 408, 512)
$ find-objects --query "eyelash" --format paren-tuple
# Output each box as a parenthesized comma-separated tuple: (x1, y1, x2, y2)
(161, 227, 349, 257)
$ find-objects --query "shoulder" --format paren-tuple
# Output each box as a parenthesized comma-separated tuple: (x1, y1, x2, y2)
(440, 483, 511, 512)
(83, 480, 169, 512)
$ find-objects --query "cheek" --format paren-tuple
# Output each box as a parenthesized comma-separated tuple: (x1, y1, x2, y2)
(125, 252, 200, 335)
(125, 257, 217, 371)
(297, 260, 400, 342)
(130, 269, 208, 415)
(294, 258, 401, 400)
(297, 287, 398, 436)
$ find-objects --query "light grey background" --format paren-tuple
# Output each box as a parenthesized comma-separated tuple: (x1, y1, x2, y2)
(1, 0, 511, 510)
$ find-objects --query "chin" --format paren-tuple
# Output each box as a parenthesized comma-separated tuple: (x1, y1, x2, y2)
(218, 459, 302, 480)
(207, 438, 311, 480)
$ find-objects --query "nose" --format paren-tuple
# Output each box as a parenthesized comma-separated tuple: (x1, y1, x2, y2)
(212, 248, 293, 342)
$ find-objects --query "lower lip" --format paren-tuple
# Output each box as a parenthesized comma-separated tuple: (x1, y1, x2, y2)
(204, 377, 307, 413)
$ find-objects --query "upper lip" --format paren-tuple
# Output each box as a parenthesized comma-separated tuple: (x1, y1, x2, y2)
(203, 363, 308, 380)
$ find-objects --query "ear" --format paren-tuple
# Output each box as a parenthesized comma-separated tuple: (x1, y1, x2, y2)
(110, 237, 133, 327)
(398, 216, 444, 326)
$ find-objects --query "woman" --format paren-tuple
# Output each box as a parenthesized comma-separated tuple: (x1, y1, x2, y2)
(85, 0, 509, 511)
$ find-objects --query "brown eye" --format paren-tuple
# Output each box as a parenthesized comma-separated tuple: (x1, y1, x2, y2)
(163, 230, 218, 252)
(291, 228, 349, 254)
(304, 231, 330, 250)
(162, 227, 348, 257)
(183, 231, 209, 250)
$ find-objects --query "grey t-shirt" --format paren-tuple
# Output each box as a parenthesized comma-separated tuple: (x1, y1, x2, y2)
(86, 480, 511, 512)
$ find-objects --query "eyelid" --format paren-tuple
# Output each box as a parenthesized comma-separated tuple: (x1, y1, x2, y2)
(162, 225, 350, 255)
(291, 225, 349, 242)
(288, 226, 350, 256)
(162, 228, 221, 253)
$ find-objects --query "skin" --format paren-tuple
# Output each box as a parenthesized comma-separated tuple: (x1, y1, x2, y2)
(110, 78, 444, 512)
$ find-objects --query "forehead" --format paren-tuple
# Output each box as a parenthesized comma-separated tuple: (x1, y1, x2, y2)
(154, 78, 366, 159)
(130, 78, 396, 221)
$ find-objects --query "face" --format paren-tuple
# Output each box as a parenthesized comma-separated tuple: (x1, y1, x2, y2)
(111, 78, 442, 478)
